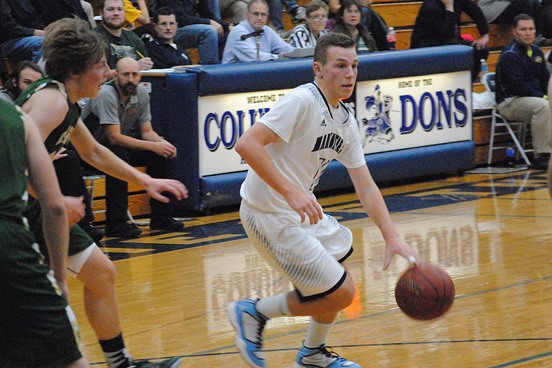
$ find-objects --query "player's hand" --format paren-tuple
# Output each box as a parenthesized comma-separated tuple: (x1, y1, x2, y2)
(153, 139, 177, 159)
(145, 178, 188, 203)
(56, 276, 70, 302)
(383, 238, 421, 270)
(138, 57, 154, 70)
(52, 147, 68, 161)
(63, 196, 85, 227)
(286, 189, 323, 225)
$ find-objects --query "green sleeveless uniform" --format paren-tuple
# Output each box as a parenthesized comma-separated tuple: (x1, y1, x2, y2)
(0, 100, 83, 367)
(15, 78, 93, 263)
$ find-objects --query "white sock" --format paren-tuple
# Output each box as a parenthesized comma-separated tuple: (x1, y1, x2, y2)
(255, 294, 291, 318)
(304, 318, 333, 348)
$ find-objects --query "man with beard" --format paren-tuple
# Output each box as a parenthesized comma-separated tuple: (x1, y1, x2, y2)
(82, 57, 184, 236)
(94, 0, 154, 71)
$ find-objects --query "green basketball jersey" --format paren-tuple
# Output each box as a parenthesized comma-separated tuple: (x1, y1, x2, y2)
(0, 100, 28, 224)
(15, 77, 81, 156)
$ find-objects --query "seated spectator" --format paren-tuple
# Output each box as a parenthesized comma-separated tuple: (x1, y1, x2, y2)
(219, 0, 249, 24)
(288, 0, 329, 48)
(223, 0, 295, 63)
(145, 6, 193, 68)
(94, 0, 154, 70)
(358, 0, 391, 51)
(0, 0, 45, 63)
(124, 0, 151, 28)
(0, 60, 43, 103)
(410, 0, 489, 80)
(268, 0, 306, 37)
(154, 0, 231, 64)
(81, 57, 184, 236)
(477, 0, 552, 45)
(32, 0, 92, 28)
(333, 0, 377, 53)
(496, 14, 551, 170)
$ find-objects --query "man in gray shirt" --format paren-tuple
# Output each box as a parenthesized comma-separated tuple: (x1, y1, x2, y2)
(81, 57, 184, 238)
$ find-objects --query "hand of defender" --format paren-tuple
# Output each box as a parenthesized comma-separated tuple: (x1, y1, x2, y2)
(383, 238, 421, 270)
(145, 178, 189, 203)
(286, 189, 323, 224)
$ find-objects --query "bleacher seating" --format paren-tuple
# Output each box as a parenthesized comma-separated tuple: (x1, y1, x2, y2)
(85, 0, 547, 219)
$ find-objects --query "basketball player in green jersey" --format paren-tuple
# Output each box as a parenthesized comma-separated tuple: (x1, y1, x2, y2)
(0, 100, 88, 367)
(16, 18, 186, 368)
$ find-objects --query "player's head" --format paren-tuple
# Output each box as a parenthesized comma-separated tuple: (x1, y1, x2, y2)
(115, 57, 141, 96)
(42, 18, 108, 83)
(313, 33, 358, 104)
(246, 0, 269, 30)
(314, 33, 356, 65)
(153, 7, 179, 43)
(8, 60, 44, 98)
(99, 0, 126, 30)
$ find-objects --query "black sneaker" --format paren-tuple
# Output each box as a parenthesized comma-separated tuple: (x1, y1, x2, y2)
(132, 357, 182, 368)
(79, 222, 105, 243)
(105, 221, 142, 239)
(150, 216, 184, 231)
(291, 6, 306, 23)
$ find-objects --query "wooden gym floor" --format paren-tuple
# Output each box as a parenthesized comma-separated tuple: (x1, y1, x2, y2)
(69, 168, 552, 368)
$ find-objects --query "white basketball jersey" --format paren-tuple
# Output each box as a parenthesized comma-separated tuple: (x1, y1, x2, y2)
(240, 83, 366, 213)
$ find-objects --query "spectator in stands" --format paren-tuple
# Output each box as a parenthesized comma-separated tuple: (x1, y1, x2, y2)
(410, 0, 489, 80)
(477, 0, 552, 46)
(0, 60, 43, 103)
(358, 0, 391, 51)
(288, 0, 329, 48)
(268, 0, 306, 37)
(124, 0, 151, 28)
(146, 7, 193, 67)
(223, 0, 295, 62)
(32, 0, 92, 28)
(218, 0, 249, 24)
(95, 0, 154, 70)
(0, 0, 45, 63)
(154, 0, 230, 64)
(496, 13, 551, 170)
(81, 57, 184, 235)
(332, 0, 378, 53)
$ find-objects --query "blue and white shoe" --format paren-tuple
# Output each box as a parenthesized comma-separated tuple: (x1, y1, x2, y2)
(293, 344, 361, 368)
(227, 298, 268, 368)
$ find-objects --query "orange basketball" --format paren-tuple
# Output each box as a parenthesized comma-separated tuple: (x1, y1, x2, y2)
(395, 262, 455, 320)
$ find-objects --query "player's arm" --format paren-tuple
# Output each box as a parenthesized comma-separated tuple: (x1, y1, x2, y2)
(348, 164, 420, 269)
(235, 122, 323, 224)
(23, 113, 70, 297)
(70, 118, 188, 203)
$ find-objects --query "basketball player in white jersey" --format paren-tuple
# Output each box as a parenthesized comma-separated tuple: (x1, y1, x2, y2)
(227, 33, 421, 368)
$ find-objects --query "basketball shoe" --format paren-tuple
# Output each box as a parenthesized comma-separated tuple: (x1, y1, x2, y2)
(294, 344, 361, 368)
(132, 356, 182, 367)
(227, 298, 268, 368)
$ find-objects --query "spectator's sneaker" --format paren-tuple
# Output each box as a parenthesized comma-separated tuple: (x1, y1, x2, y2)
(294, 344, 361, 368)
(132, 357, 182, 368)
(105, 221, 142, 239)
(227, 298, 268, 368)
(150, 216, 184, 231)
(291, 6, 307, 23)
